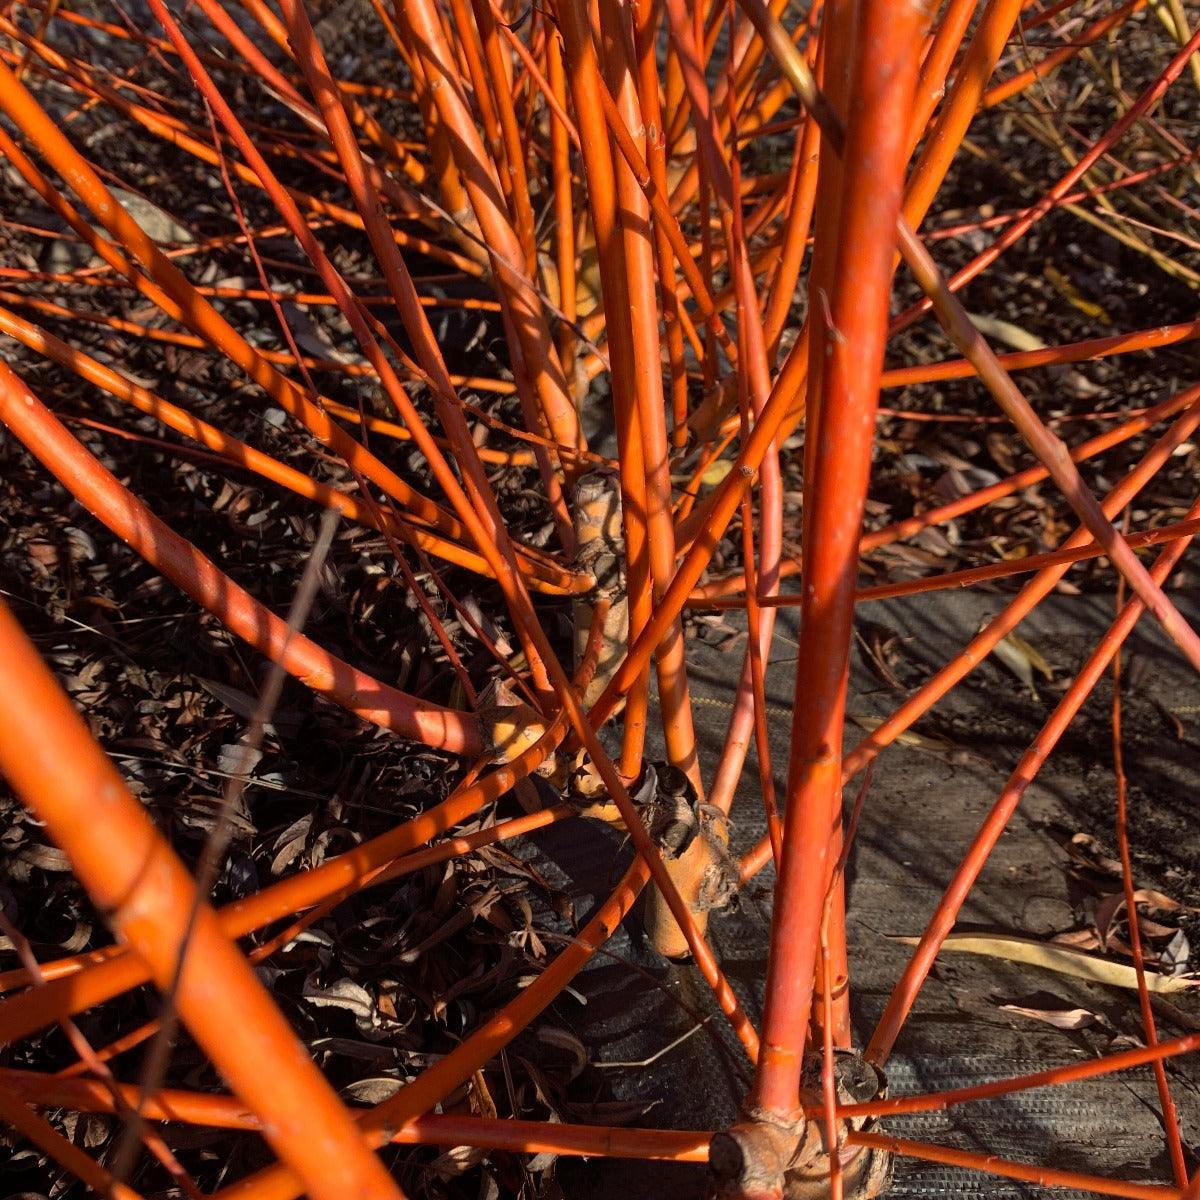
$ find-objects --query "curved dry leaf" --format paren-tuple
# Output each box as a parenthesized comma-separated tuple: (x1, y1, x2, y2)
(1052, 928, 1101, 951)
(1139, 917, 1181, 939)
(58, 1110, 109, 1149)
(1131, 888, 1195, 913)
(341, 1076, 403, 1104)
(1067, 833, 1123, 877)
(310, 826, 361, 867)
(429, 1144, 487, 1180)
(986, 626, 1053, 695)
(671, 459, 733, 487)
(700, 459, 734, 486)
(536, 1026, 589, 1081)
(1095, 889, 1193, 951)
(15, 843, 72, 873)
(302, 975, 393, 1040)
(216, 743, 263, 776)
(968, 312, 1048, 353)
(197, 677, 263, 723)
(57, 917, 92, 953)
(270, 813, 314, 875)
(303, 975, 375, 1019)
(1000, 1003, 1100, 1030)
(289, 928, 335, 953)
(1094, 892, 1128, 950)
(890, 931, 1200, 993)
(107, 186, 195, 244)
(1161, 930, 1191, 976)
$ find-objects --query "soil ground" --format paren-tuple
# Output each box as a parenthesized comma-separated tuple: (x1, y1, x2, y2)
(545, 591, 1200, 1198)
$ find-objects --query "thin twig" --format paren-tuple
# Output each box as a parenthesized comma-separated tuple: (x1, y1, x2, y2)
(109, 509, 340, 1184)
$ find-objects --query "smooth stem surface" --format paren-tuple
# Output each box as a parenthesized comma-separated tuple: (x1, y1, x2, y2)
(751, 0, 929, 1117)
(0, 577, 402, 1200)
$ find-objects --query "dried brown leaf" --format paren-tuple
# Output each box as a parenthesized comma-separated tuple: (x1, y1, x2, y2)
(1000, 1003, 1100, 1030)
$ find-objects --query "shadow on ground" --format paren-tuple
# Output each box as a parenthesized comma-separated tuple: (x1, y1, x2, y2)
(524, 590, 1200, 1198)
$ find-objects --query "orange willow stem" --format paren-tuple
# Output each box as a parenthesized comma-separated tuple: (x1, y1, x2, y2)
(740, 386, 1200, 882)
(706, 19, 784, 824)
(0, 1086, 145, 1200)
(546, 29, 578, 381)
(902, 0, 1025, 235)
(3, 782, 567, 1023)
(393, 0, 582, 464)
(629, 0, 689, 445)
(591, 0, 1166, 754)
(197, 0, 432, 196)
(1111, 601, 1189, 1185)
(271, 0, 575, 560)
(148, 0, 568, 701)
(880, 316, 1200, 389)
(847, 1131, 1183, 1200)
(0, 268, 504, 311)
(589, 337, 815, 739)
(17, 1021, 1200, 1136)
(761, 107, 820, 357)
(6, 0, 1200, 1191)
(905, 0, 977, 148)
(843, 1028, 1200, 1120)
(0, 584, 403, 1200)
(982, 0, 1150, 109)
(0, 303, 584, 593)
(206, 855, 651, 1200)
(468, 0, 539, 267)
(46, 803, 576, 1073)
(0, 1065, 713, 1159)
(197, 600, 763, 1200)
(690, 514, 1200, 611)
(0, 67, 471, 545)
(750, 0, 930, 1118)
(0, 25, 477, 273)
(897, 218, 1200, 676)
(0, 284, 416, 379)
(864, 482, 1200, 1066)
(698, 369, 1200, 602)
(0, 600, 613, 1040)
(553, 0, 654, 774)
(181, 0, 425, 194)
(851, 384, 1200, 552)
(322, 393, 610, 470)
(589, 64, 737, 359)
(913, 146, 1200, 246)
(598, 0, 701, 790)
(0, 363, 482, 754)
(721, 299, 1200, 437)
(891, 17, 1200, 335)
(724, 1, 783, 589)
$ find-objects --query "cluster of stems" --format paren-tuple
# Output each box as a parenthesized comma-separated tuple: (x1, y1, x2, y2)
(0, 0, 1198, 1195)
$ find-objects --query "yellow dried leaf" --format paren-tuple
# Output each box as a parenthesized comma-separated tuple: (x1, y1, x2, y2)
(1044, 265, 1112, 324)
(890, 931, 1199, 993)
